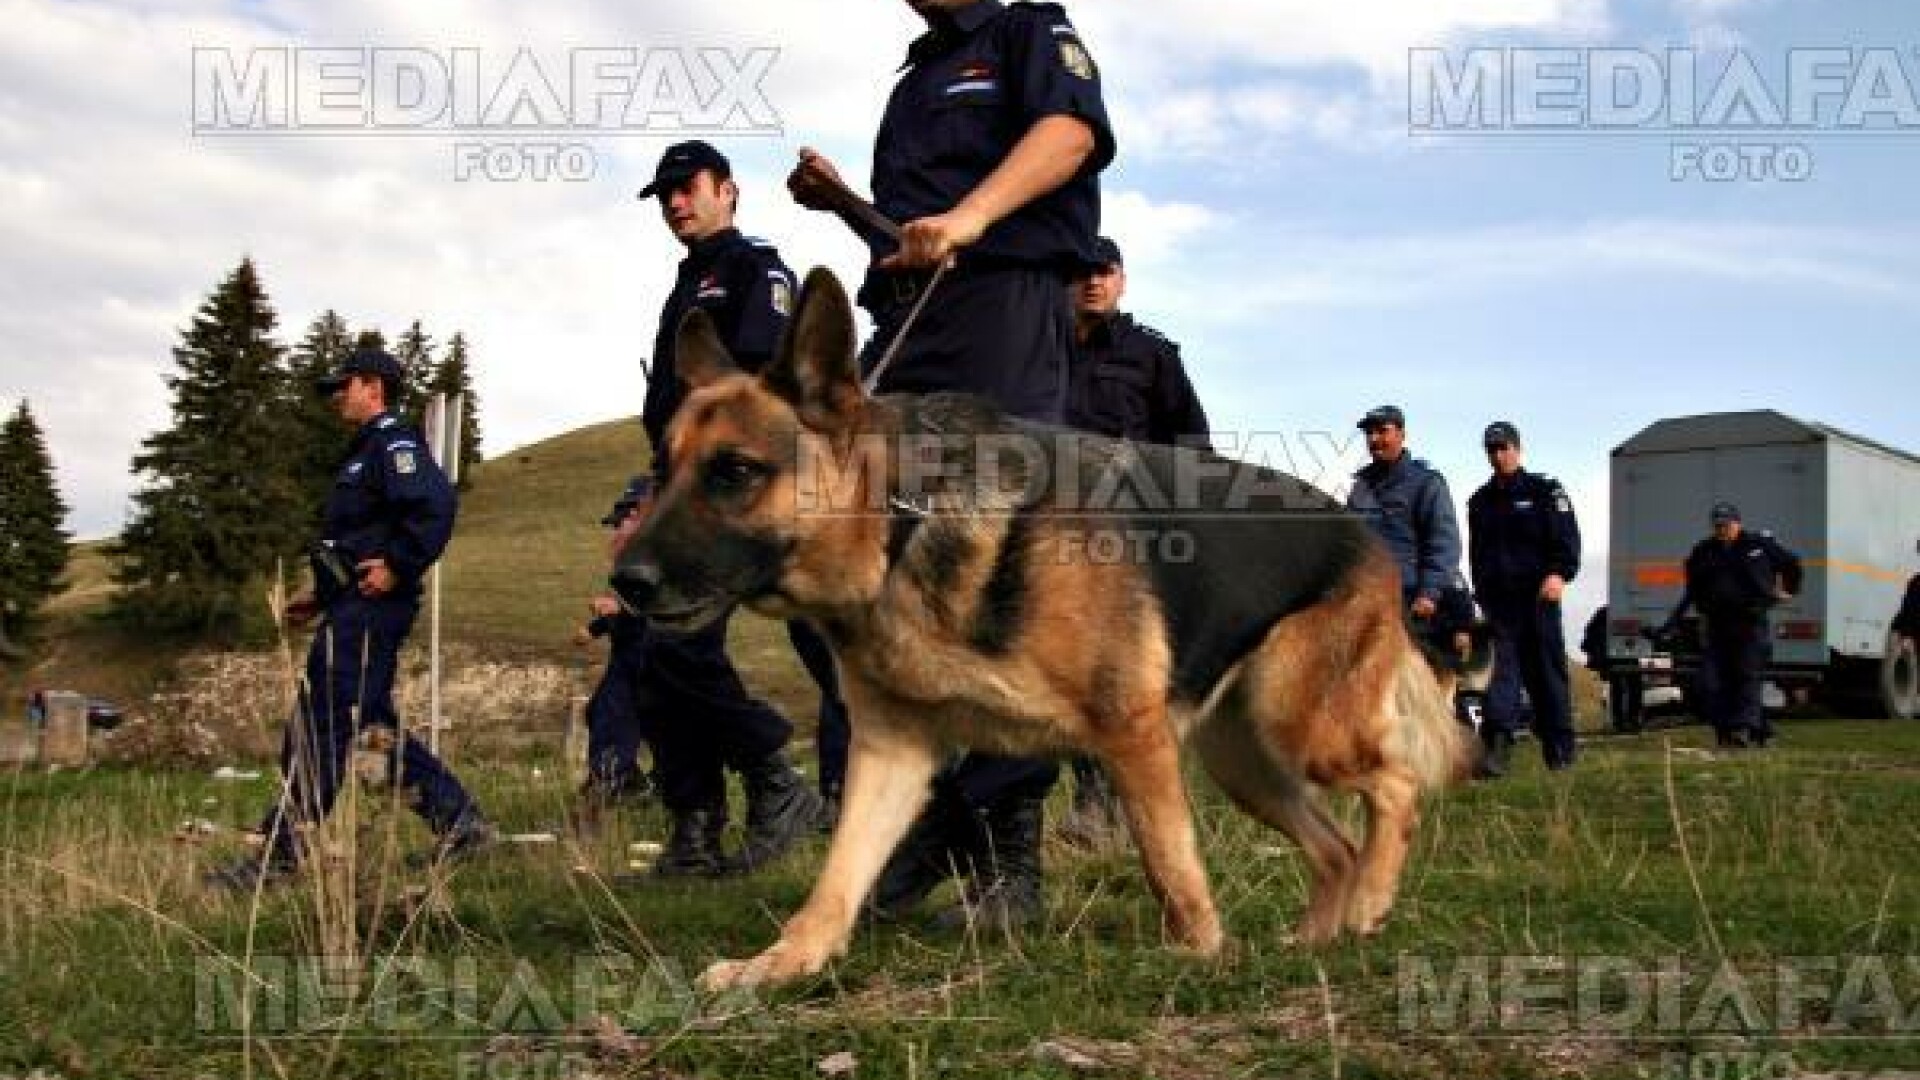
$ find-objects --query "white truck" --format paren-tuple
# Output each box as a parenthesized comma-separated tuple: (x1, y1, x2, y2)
(1604, 410, 1920, 726)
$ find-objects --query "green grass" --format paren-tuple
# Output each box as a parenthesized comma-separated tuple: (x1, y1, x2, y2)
(4, 721, 1919, 1078)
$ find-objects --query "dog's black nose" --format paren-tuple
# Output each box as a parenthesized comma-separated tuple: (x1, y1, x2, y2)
(610, 561, 664, 613)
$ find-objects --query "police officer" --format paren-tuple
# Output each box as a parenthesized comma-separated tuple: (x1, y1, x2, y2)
(786, 0, 1115, 928)
(1058, 235, 1209, 847)
(1468, 421, 1583, 775)
(634, 140, 843, 876)
(1347, 406, 1463, 625)
(209, 348, 489, 890)
(1662, 503, 1802, 748)
(574, 476, 659, 830)
(1897, 538, 1920, 648)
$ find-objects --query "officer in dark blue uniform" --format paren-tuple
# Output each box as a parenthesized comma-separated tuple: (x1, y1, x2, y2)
(786, 0, 1115, 928)
(1663, 503, 1802, 748)
(1058, 235, 1210, 846)
(634, 140, 843, 876)
(1468, 421, 1583, 775)
(210, 348, 488, 890)
(577, 476, 658, 815)
(1346, 405, 1463, 621)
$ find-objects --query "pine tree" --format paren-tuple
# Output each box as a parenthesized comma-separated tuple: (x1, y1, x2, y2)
(286, 311, 354, 520)
(0, 400, 71, 639)
(392, 321, 436, 430)
(114, 258, 306, 639)
(428, 332, 484, 486)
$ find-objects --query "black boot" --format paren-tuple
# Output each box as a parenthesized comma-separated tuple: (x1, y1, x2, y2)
(933, 796, 1045, 933)
(1055, 764, 1126, 851)
(407, 807, 498, 869)
(868, 797, 982, 921)
(725, 752, 826, 875)
(206, 848, 300, 893)
(1474, 730, 1513, 780)
(645, 806, 729, 879)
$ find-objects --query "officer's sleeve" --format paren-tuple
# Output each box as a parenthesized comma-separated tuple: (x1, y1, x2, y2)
(1003, 5, 1116, 174)
(1145, 340, 1213, 452)
(1415, 473, 1463, 601)
(1546, 480, 1582, 581)
(1769, 537, 1804, 596)
(716, 251, 794, 375)
(376, 435, 458, 586)
(1465, 487, 1490, 599)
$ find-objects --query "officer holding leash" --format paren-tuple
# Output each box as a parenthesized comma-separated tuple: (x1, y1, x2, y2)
(786, 0, 1115, 929)
(209, 348, 491, 890)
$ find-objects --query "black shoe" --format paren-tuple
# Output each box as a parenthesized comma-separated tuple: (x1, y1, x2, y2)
(206, 851, 299, 893)
(1474, 733, 1513, 780)
(818, 786, 841, 835)
(931, 796, 1044, 933)
(1715, 729, 1750, 749)
(724, 752, 826, 875)
(1055, 782, 1127, 851)
(409, 810, 497, 869)
(868, 799, 981, 921)
(647, 807, 729, 879)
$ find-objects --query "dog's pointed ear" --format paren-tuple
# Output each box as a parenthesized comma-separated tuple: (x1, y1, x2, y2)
(764, 267, 862, 427)
(675, 309, 740, 390)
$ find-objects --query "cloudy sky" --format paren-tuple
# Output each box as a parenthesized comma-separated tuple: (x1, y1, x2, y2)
(4, 0, 1918, 633)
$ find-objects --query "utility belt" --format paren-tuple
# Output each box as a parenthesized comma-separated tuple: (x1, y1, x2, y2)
(861, 255, 1075, 318)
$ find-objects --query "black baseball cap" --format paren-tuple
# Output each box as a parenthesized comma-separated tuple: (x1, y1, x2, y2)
(1091, 236, 1123, 268)
(1710, 501, 1741, 525)
(1356, 405, 1405, 431)
(636, 140, 730, 200)
(601, 475, 653, 526)
(314, 347, 405, 397)
(1483, 420, 1521, 448)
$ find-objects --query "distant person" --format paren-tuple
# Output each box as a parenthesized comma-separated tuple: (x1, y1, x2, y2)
(1058, 234, 1211, 848)
(209, 348, 491, 891)
(1664, 502, 1802, 748)
(1468, 421, 1582, 775)
(1896, 537, 1920, 648)
(1347, 405, 1463, 630)
(1584, 605, 1643, 734)
(573, 476, 659, 832)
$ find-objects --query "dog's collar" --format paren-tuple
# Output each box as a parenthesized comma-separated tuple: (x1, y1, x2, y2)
(885, 493, 931, 569)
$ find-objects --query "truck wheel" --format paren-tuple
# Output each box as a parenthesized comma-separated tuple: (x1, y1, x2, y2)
(1883, 632, 1919, 720)
(1607, 672, 1645, 733)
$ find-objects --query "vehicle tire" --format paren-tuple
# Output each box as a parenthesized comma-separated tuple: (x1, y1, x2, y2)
(1882, 632, 1919, 720)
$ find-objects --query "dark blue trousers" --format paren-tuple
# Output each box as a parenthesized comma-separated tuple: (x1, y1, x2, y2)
(787, 619, 850, 797)
(265, 597, 475, 858)
(1700, 616, 1771, 741)
(584, 618, 657, 798)
(645, 611, 792, 814)
(1482, 594, 1576, 768)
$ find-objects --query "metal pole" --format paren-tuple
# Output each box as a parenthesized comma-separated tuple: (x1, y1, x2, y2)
(424, 394, 447, 756)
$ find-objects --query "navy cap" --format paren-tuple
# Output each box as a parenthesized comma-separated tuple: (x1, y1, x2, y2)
(314, 347, 405, 397)
(1356, 404, 1405, 431)
(601, 475, 653, 527)
(637, 140, 730, 200)
(1710, 501, 1741, 525)
(1483, 420, 1521, 448)
(1091, 236, 1123, 268)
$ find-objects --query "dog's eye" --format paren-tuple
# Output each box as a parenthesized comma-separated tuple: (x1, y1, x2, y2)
(704, 452, 770, 497)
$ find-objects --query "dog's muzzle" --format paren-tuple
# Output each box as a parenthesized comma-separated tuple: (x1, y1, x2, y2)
(609, 561, 665, 616)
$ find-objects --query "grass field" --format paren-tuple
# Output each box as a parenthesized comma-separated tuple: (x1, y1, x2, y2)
(3, 720, 1918, 1079)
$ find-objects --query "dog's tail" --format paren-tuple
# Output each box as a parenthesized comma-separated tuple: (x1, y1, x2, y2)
(1388, 627, 1478, 789)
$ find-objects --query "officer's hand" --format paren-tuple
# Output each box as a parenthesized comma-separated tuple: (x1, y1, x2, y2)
(1539, 574, 1566, 603)
(590, 595, 621, 619)
(788, 148, 846, 212)
(1409, 596, 1437, 620)
(356, 558, 395, 598)
(880, 209, 988, 271)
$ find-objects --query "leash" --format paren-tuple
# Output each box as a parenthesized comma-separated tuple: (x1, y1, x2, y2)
(862, 260, 949, 395)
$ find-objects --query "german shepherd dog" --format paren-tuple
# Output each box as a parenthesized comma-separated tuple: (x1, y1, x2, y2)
(613, 268, 1474, 991)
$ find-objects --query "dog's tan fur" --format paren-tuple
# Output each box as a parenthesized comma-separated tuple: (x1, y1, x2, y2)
(620, 268, 1473, 991)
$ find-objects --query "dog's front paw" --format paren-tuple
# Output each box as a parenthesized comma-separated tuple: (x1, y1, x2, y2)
(697, 940, 827, 993)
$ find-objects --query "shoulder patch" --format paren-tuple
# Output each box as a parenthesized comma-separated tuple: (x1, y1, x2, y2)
(770, 276, 793, 316)
(1058, 38, 1096, 80)
(391, 446, 417, 475)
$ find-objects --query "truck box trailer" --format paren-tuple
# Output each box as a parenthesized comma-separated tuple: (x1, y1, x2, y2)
(1606, 410, 1920, 723)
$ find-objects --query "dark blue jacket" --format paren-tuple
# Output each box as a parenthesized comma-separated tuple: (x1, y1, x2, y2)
(1347, 454, 1462, 603)
(643, 227, 796, 479)
(1066, 313, 1210, 448)
(1467, 468, 1582, 601)
(316, 411, 457, 605)
(866, 0, 1114, 279)
(1674, 529, 1803, 624)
